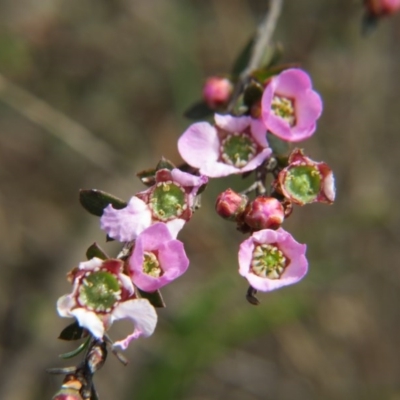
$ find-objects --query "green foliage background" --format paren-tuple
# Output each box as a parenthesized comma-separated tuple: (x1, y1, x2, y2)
(0, 1, 399, 399)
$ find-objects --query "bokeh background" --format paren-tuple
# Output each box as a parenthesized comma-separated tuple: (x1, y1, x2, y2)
(1, 0, 400, 399)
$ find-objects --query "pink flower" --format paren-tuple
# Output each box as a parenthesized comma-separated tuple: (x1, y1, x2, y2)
(100, 168, 207, 241)
(57, 258, 157, 350)
(238, 228, 307, 292)
(178, 114, 272, 178)
(365, 0, 400, 16)
(261, 68, 322, 142)
(129, 223, 189, 292)
(202, 77, 233, 109)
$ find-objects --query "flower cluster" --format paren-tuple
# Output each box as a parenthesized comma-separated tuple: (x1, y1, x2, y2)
(51, 20, 338, 397)
(58, 167, 206, 350)
(56, 68, 335, 363)
(179, 67, 335, 294)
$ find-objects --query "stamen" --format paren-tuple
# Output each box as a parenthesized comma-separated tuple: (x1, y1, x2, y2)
(220, 133, 258, 168)
(251, 243, 288, 279)
(271, 95, 296, 126)
(143, 251, 163, 278)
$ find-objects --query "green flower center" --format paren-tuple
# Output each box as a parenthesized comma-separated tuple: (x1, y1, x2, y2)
(271, 95, 296, 126)
(143, 251, 162, 277)
(251, 244, 287, 279)
(284, 165, 321, 204)
(221, 133, 257, 167)
(149, 181, 187, 221)
(78, 271, 121, 312)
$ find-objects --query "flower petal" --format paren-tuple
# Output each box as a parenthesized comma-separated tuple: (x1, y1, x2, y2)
(165, 219, 186, 238)
(57, 294, 76, 317)
(214, 113, 251, 133)
(171, 168, 208, 189)
(100, 196, 152, 242)
(274, 68, 312, 96)
(250, 118, 269, 147)
(112, 299, 157, 350)
(70, 308, 105, 339)
(178, 122, 219, 169)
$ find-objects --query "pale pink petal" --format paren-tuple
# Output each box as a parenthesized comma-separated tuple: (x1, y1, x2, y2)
(252, 229, 279, 244)
(70, 308, 105, 339)
(170, 168, 208, 189)
(214, 113, 251, 133)
(323, 172, 336, 202)
(199, 160, 241, 178)
(100, 196, 152, 242)
(118, 272, 135, 295)
(165, 219, 185, 238)
(238, 237, 255, 277)
(112, 299, 157, 350)
(78, 257, 104, 271)
(178, 122, 219, 168)
(57, 295, 76, 317)
(240, 148, 272, 173)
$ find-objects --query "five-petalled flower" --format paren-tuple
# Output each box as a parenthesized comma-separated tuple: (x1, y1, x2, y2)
(129, 223, 189, 292)
(57, 257, 157, 350)
(100, 168, 208, 242)
(178, 114, 272, 178)
(238, 228, 308, 292)
(261, 68, 322, 142)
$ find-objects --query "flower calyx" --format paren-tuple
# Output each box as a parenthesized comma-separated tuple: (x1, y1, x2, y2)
(243, 196, 285, 231)
(215, 188, 249, 221)
(275, 148, 335, 206)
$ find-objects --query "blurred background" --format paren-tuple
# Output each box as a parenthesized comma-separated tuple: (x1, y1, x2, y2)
(0, 0, 400, 399)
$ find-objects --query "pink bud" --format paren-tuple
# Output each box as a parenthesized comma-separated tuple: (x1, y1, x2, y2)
(365, 0, 400, 16)
(215, 188, 248, 221)
(244, 197, 285, 230)
(202, 77, 233, 109)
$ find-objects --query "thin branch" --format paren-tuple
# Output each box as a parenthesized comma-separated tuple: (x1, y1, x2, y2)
(244, 0, 283, 75)
(0, 73, 123, 173)
(228, 0, 283, 112)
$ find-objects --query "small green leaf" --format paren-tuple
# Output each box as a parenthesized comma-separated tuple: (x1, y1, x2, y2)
(59, 337, 90, 359)
(79, 189, 127, 217)
(184, 101, 213, 120)
(232, 37, 254, 76)
(267, 132, 289, 157)
(137, 288, 165, 308)
(156, 157, 176, 172)
(86, 243, 109, 260)
(137, 168, 157, 187)
(59, 322, 87, 341)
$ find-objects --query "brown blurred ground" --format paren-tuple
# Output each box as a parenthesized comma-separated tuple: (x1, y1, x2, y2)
(0, 1, 400, 399)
